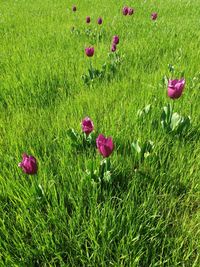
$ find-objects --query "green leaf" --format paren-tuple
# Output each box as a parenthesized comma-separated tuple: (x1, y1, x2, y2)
(132, 141, 141, 154)
(176, 116, 191, 134)
(103, 171, 112, 183)
(170, 112, 181, 131)
(67, 128, 79, 143)
(144, 104, 151, 114)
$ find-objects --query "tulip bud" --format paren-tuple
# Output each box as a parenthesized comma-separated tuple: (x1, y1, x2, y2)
(112, 35, 119, 45)
(111, 43, 117, 52)
(72, 5, 77, 12)
(86, 16, 91, 23)
(168, 79, 185, 99)
(97, 17, 103, 25)
(81, 117, 94, 135)
(122, 6, 129, 16)
(18, 153, 38, 175)
(85, 47, 94, 57)
(151, 12, 158, 20)
(96, 134, 114, 158)
(128, 8, 134, 15)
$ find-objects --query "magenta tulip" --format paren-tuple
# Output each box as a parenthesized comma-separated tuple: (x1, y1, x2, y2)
(72, 5, 77, 12)
(151, 12, 158, 20)
(96, 134, 114, 158)
(168, 79, 185, 99)
(112, 35, 119, 45)
(85, 47, 94, 57)
(18, 153, 38, 175)
(81, 117, 94, 135)
(128, 8, 134, 15)
(122, 6, 129, 16)
(97, 17, 103, 25)
(86, 16, 91, 23)
(111, 43, 117, 52)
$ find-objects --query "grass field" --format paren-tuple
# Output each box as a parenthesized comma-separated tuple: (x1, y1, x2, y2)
(0, 0, 200, 266)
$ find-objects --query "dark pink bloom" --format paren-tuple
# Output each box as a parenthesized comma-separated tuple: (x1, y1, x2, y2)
(86, 16, 91, 23)
(81, 117, 94, 135)
(168, 79, 185, 99)
(96, 134, 114, 158)
(128, 8, 134, 15)
(18, 153, 38, 175)
(112, 35, 119, 45)
(111, 43, 117, 52)
(85, 47, 94, 57)
(151, 12, 158, 20)
(122, 6, 129, 16)
(72, 5, 77, 12)
(97, 17, 103, 25)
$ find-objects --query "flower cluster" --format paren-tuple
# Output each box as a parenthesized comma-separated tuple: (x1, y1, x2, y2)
(122, 6, 135, 16)
(76, 4, 157, 56)
(111, 35, 119, 52)
(81, 117, 114, 158)
(18, 5, 187, 176)
(85, 16, 103, 24)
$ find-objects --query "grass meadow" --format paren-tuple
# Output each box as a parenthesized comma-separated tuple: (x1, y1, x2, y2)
(0, 0, 200, 266)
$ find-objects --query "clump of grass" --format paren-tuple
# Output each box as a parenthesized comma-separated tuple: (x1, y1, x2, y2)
(0, 0, 200, 266)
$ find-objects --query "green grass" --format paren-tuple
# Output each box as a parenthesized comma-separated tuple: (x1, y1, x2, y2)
(0, 0, 200, 266)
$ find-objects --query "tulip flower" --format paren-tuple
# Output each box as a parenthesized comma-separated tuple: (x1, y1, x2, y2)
(81, 117, 94, 135)
(96, 134, 114, 158)
(97, 17, 103, 25)
(111, 43, 117, 52)
(85, 47, 94, 57)
(86, 16, 91, 23)
(112, 35, 119, 45)
(128, 8, 134, 15)
(18, 153, 38, 175)
(151, 12, 158, 20)
(168, 79, 185, 99)
(72, 5, 77, 12)
(122, 6, 129, 16)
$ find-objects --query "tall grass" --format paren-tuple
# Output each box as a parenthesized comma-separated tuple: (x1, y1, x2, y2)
(0, 0, 200, 266)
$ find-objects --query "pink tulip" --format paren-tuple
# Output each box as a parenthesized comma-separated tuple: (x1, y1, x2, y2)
(18, 153, 38, 175)
(111, 43, 117, 52)
(151, 12, 158, 20)
(128, 8, 134, 15)
(168, 79, 185, 99)
(72, 5, 77, 12)
(112, 35, 119, 45)
(96, 134, 114, 158)
(81, 117, 94, 135)
(86, 16, 91, 23)
(97, 17, 103, 25)
(122, 6, 129, 16)
(85, 47, 94, 57)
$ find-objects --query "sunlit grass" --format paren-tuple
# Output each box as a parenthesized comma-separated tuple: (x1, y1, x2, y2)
(0, 0, 200, 266)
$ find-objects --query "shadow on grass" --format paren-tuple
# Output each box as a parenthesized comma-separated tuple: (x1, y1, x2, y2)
(180, 127, 200, 142)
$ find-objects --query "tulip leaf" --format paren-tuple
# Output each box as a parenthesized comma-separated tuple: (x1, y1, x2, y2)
(67, 128, 79, 143)
(137, 104, 151, 118)
(162, 75, 168, 86)
(170, 112, 181, 131)
(132, 141, 141, 154)
(176, 116, 191, 134)
(161, 103, 191, 134)
(161, 104, 173, 131)
(168, 64, 175, 73)
(145, 104, 151, 113)
(141, 140, 154, 161)
(103, 171, 112, 183)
